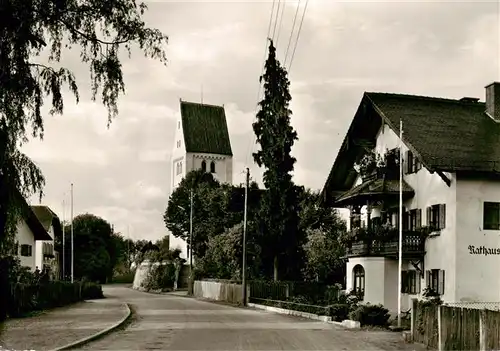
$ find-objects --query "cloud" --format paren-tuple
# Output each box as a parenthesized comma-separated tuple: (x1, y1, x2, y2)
(22, 1, 500, 241)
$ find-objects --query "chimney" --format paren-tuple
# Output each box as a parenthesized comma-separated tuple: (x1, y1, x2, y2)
(486, 82, 500, 121)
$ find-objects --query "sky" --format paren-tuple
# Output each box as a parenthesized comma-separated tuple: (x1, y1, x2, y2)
(22, 0, 500, 241)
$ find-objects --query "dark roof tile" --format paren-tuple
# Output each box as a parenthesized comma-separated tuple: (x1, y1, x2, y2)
(180, 101, 233, 156)
(321, 90, 500, 205)
(366, 92, 500, 172)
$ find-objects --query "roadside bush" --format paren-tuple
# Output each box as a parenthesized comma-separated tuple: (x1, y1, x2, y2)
(142, 262, 176, 291)
(112, 271, 135, 284)
(327, 304, 350, 322)
(348, 303, 390, 327)
(82, 282, 104, 299)
(8, 280, 103, 317)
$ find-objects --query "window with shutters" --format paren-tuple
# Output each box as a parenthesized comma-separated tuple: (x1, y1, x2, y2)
(353, 265, 365, 299)
(483, 202, 500, 230)
(426, 204, 446, 230)
(426, 269, 445, 295)
(394, 207, 408, 230)
(402, 270, 420, 294)
(408, 209, 422, 230)
(20, 244, 32, 257)
(404, 150, 422, 174)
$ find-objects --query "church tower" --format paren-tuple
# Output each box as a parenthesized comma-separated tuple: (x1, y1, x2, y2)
(169, 99, 233, 259)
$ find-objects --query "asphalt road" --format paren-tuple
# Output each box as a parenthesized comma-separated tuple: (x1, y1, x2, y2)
(76, 286, 425, 351)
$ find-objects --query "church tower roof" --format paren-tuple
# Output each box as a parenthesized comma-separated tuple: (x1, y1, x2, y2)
(179, 100, 233, 156)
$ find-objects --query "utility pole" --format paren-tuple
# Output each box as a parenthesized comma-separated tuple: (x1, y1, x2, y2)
(189, 188, 194, 272)
(127, 225, 131, 272)
(242, 168, 250, 306)
(187, 188, 194, 295)
(62, 199, 65, 280)
(70, 183, 74, 283)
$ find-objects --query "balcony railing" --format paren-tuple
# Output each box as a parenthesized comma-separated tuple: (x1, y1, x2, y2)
(346, 232, 425, 259)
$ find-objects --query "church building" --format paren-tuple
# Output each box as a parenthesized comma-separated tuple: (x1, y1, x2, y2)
(169, 99, 233, 259)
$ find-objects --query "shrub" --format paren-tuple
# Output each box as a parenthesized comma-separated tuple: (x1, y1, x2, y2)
(8, 280, 103, 317)
(142, 262, 176, 291)
(349, 303, 390, 327)
(82, 282, 104, 299)
(327, 304, 350, 322)
(112, 271, 135, 284)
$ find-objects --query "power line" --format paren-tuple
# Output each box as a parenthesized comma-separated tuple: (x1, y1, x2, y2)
(287, 0, 309, 74)
(274, 0, 287, 50)
(271, 0, 281, 40)
(244, 0, 278, 168)
(284, 0, 301, 67)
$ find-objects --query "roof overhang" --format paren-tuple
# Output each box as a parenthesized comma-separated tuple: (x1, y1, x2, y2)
(320, 92, 439, 208)
(25, 207, 52, 241)
(320, 94, 382, 207)
(333, 177, 415, 208)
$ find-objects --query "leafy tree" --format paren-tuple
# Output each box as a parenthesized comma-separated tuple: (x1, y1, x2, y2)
(147, 235, 182, 262)
(164, 170, 220, 258)
(299, 189, 347, 284)
(127, 238, 150, 267)
(302, 228, 345, 284)
(252, 39, 301, 281)
(298, 189, 346, 234)
(55, 213, 113, 283)
(0, 0, 167, 320)
(197, 222, 261, 281)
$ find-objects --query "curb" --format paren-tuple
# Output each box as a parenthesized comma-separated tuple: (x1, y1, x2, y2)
(247, 302, 360, 329)
(129, 286, 191, 298)
(50, 302, 132, 351)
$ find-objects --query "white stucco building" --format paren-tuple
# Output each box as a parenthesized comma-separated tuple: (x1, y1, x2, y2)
(31, 205, 62, 279)
(321, 82, 500, 313)
(169, 99, 234, 260)
(15, 201, 53, 271)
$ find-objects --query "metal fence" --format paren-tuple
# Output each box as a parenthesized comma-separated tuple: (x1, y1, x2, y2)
(248, 280, 341, 306)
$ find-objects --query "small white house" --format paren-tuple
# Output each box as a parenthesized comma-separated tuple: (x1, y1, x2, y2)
(30, 205, 62, 279)
(16, 202, 52, 271)
(321, 82, 500, 313)
(169, 99, 234, 260)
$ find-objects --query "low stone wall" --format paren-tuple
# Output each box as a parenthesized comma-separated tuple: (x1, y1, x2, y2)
(193, 280, 243, 305)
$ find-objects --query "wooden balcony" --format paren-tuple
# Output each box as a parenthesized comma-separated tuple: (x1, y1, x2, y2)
(346, 231, 425, 259)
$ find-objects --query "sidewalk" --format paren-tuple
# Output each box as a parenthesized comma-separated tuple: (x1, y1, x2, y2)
(0, 297, 129, 351)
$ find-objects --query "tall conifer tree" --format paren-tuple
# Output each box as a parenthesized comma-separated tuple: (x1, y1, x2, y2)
(253, 39, 301, 280)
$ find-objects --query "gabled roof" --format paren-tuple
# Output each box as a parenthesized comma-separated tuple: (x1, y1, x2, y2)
(180, 100, 233, 156)
(12, 191, 52, 241)
(30, 205, 62, 240)
(321, 91, 500, 206)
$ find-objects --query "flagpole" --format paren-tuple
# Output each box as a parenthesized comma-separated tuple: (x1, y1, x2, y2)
(70, 183, 74, 283)
(62, 199, 66, 280)
(397, 118, 403, 328)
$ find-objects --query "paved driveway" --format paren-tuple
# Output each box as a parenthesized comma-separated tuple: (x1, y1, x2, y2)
(77, 286, 425, 351)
